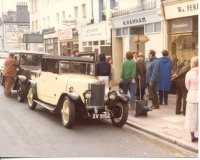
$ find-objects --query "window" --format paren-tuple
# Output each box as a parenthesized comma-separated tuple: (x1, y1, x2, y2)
(116, 28, 122, 36)
(56, 13, 59, 24)
(154, 22, 161, 32)
(43, 18, 46, 28)
(62, 11, 65, 22)
(145, 23, 153, 33)
(32, 21, 35, 31)
(82, 4, 86, 18)
(122, 27, 128, 35)
(35, 20, 38, 31)
(74, 6, 78, 18)
(47, 16, 50, 27)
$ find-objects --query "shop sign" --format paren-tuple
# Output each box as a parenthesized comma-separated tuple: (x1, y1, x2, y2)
(169, 17, 193, 33)
(59, 29, 73, 40)
(111, 10, 160, 28)
(62, 19, 77, 26)
(44, 32, 58, 39)
(164, 0, 198, 19)
(5, 24, 18, 42)
(82, 23, 110, 41)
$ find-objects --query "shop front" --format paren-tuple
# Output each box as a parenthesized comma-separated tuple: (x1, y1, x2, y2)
(80, 22, 111, 56)
(43, 28, 58, 55)
(163, 0, 198, 63)
(59, 28, 79, 56)
(111, 9, 162, 83)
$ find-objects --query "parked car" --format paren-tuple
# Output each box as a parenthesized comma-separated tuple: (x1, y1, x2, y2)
(26, 55, 129, 129)
(0, 50, 49, 101)
(0, 50, 9, 85)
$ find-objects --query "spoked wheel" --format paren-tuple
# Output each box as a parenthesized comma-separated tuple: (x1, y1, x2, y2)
(27, 86, 37, 110)
(111, 101, 129, 127)
(17, 83, 27, 102)
(61, 97, 75, 129)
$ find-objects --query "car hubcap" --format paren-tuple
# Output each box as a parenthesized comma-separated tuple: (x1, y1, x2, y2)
(62, 100, 70, 124)
(27, 88, 33, 106)
(113, 102, 123, 122)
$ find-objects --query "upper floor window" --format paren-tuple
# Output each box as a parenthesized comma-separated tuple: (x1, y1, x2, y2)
(74, 6, 78, 18)
(82, 4, 86, 18)
(110, 0, 118, 9)
(61, 11, 65, 22)
(56, 13, 59, 24)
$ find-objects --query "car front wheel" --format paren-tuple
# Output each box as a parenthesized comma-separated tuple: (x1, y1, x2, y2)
(27, 86, 37, 110)
(111, 101, 129, 127)
(61, 97, 75, 129)
(17, 83, 27, 102)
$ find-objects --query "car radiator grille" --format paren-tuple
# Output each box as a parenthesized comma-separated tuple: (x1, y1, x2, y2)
(89, 83, 105, 106)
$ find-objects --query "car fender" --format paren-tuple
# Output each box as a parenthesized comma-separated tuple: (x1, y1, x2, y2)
(117, 93, 130, 103)
(26, 80, 37, 99)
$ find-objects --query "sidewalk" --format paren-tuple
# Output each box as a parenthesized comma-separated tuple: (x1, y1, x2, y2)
(112, 86, 198, 153)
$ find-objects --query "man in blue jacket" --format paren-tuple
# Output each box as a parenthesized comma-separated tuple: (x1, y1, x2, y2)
(146, 50, 160, 109)
(158, 50, 172, 105)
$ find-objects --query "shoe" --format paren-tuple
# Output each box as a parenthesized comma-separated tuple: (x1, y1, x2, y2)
(151, 106, 159, 109)
(176, 111, 182, 115)
(191, 137, 198, 142)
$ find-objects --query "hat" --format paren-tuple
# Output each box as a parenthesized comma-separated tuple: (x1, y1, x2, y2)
(138, 52, 144, 57)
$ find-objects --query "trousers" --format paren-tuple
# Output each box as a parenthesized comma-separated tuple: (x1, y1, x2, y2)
(4, 76, 14, 97)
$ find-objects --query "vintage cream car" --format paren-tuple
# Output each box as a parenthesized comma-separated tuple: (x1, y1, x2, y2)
(27, 55, 129, 129)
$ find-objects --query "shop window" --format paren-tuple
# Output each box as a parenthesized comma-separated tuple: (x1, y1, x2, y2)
(101, 46, 111, 56)
(154, 22, 161, 32)
(93, 41, 98, 45)
(145, 23, 153, 33)
(100, 40, 105, 45)
(130, 27, 144, 35)
(88, 41, 92, 46)
(122, 27, 128, 35)
(116, 28, 122, 36)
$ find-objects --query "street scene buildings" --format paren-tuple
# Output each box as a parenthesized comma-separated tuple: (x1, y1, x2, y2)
(0, 0, 198, 83)
(0, 0, 198, 158)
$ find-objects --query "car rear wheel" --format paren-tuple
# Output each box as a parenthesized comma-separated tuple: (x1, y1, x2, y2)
(111, 101, 128, 127)
(17, 83, 27, 102)
(61, 97, 75, 129)
(0, 74, 4, 86)
(27, 86, 37, 110)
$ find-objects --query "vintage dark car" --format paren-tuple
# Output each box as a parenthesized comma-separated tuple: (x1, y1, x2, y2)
(26, 55, 129, 129)
(0, 50, 49, 102)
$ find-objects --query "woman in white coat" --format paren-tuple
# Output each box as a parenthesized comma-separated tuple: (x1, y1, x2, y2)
(185, 56, 198, 142)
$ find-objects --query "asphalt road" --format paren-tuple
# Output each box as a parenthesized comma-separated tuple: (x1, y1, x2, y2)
(0, 86, 195, 158)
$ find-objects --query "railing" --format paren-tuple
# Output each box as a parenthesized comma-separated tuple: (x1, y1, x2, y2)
(112, 1, 157, 18)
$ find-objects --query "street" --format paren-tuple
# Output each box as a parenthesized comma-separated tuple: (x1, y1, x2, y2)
(0, 86, 196, 158)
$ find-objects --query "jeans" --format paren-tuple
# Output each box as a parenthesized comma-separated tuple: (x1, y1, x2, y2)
(123, 77, 135, 104)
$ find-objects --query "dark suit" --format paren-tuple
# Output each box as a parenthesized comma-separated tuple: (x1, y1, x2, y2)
(173, 64, 190, 115)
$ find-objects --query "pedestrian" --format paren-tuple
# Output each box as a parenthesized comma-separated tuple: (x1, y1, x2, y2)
(171, 61, 190, 115)
(120, 51, 136, 111)
(146, 49, 160, 109)
(184, 56, 198, 142)
(95, 53, 111, 95)
(132, 51, 138, 62)
(106, 56, 114, 90)
(158, 50, 172, 105)
(3, 53, 18, 97)
(135, 52, 146, 100)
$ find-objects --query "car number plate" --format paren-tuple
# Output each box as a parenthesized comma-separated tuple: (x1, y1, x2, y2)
(92, 112, 111, 119)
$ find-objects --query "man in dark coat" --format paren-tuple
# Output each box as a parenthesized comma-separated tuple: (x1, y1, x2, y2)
(136, 52, 146, 100)
(171, 62, 190, 115)
(158, 50, 172, 105)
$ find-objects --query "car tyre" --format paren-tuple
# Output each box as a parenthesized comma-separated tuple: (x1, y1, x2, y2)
(0, 74, 4, 86)
(17, 83, 27, 102)
(61, 97, 75, 129)
(111, 101, 128, 127)
(27, 86, 37, 110)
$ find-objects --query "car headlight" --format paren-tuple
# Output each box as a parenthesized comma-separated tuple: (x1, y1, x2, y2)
(108, 91, 117, 100)
(83, 90, 92, 99)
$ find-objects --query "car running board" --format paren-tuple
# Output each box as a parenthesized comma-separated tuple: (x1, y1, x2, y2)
(34, 100, 56, 113)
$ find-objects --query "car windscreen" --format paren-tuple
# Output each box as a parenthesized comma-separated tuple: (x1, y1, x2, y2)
(20, 54, 42, 67)
(59, 61, 95, 75)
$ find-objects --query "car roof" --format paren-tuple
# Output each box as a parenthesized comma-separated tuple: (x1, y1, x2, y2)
(6, 50, 49, 55)
(42, 54, 95, 63)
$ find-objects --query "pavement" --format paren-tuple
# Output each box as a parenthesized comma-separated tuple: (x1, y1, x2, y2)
(112, 85, 198, 153)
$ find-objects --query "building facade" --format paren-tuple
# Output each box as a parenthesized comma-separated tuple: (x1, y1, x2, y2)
(0, 3, 30, 50)
(163, 0, 198, 63)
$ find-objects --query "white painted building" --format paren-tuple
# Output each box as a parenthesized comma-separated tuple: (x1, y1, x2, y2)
(110, 0, 164, 83)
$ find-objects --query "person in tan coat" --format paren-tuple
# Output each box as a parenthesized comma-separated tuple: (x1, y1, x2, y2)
(3, 53, 18, 97)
